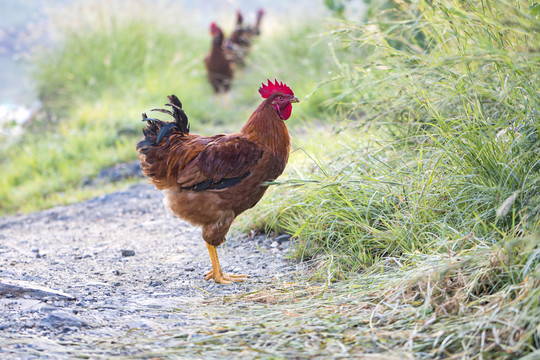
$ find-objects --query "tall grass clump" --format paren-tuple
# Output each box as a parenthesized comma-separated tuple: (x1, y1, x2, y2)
(338, 0, 540, 236)
(248, 0, 539, 273)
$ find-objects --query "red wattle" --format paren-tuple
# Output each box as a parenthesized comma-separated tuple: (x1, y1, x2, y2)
(281, 103, 292, 120)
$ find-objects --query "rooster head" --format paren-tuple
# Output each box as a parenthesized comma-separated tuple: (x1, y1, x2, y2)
(236, 10, 244, 25)
(210, 22, 221, 36)
(259, 79, 299, 120)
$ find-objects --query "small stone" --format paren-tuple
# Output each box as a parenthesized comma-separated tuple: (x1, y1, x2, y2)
(274, 234, 291, 243)
(39, 306, 58, 313)
(121, 249, 135, 257)
(21, 322, 34, 329)
(126, 320, 152, 329)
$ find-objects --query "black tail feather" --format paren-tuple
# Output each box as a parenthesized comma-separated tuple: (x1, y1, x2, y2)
(151, 108, 173, 116)
(146, 95, 189, 133)
(155, 122, 178, 145)
(168, 94, 190, 133)
(148, 94, 190, 133)
(138, 95, 190, 148)
(136, 139, 155, 152)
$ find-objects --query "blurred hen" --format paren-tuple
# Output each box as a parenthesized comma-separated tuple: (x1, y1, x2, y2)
(204, 22, 234, 93)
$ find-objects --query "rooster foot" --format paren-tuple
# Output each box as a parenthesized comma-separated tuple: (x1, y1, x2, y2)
(205, 243, 247, 284)
(204, 269, 247, 284)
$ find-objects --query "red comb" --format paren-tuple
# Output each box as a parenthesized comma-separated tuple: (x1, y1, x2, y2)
(259, 79, 294, 98)
(210, 22, 220, 35)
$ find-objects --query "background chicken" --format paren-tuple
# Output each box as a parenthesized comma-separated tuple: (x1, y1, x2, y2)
(136, 80, 299, 284)
(226, 9, 265, 67)
(204, 22, 234, 93)
(247, 8, 265, 37)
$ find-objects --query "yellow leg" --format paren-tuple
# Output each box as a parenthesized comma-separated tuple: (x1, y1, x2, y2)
(204, 243, 247, 284)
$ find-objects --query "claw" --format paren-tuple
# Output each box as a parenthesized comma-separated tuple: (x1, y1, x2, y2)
(205, 243, 247, 284)
(204, 268, 246, 284)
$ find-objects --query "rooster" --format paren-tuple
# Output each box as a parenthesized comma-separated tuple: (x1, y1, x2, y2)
(204, 22, 234, 93)
(226, 9, 265, 67)
(136, 80, 299, 284)
(247, 8, 265, 37)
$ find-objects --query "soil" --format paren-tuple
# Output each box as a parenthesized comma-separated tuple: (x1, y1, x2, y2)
(0, 182, 299, 358)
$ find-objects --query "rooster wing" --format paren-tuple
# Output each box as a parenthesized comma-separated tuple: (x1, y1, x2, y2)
(176, 135, 263, 192)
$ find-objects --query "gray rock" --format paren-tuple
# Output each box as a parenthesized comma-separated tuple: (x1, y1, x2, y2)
(274, 234, 291, 243)
(121, 249, 135, 257)
(0, 281, 76, 301)
(37, 310, 85, 329)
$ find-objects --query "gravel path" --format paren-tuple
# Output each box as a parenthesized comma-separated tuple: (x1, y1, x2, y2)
(0, 183, 298, 358)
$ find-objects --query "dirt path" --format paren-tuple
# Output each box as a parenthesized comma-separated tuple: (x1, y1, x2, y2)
(0, 183, 298, 358)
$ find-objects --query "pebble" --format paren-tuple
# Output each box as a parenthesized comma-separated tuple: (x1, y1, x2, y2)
(274, 234, 291, 243)
(121, 249, 136, 257)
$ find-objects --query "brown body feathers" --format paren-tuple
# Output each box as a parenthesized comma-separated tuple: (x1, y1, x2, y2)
(136, 81, 298, 283)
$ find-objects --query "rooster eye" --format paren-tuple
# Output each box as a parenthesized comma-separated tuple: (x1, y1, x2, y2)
(278, 96, 283, 100)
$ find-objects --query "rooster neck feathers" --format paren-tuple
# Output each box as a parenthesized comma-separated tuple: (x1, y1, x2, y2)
(241, 100, 290, 156)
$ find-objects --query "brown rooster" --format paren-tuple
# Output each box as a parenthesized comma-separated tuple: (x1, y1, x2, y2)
(136, 80, 299, 284)
(204, 22, 233, 93)
(226, 9, 265, 67)
(247, 8, 265, 37)
(229, 10, 251, 47)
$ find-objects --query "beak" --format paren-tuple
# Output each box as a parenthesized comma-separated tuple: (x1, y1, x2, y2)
(291, 97, 299, 103)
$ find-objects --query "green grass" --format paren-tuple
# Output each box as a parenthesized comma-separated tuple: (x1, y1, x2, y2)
(242, 0, 540, 270)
